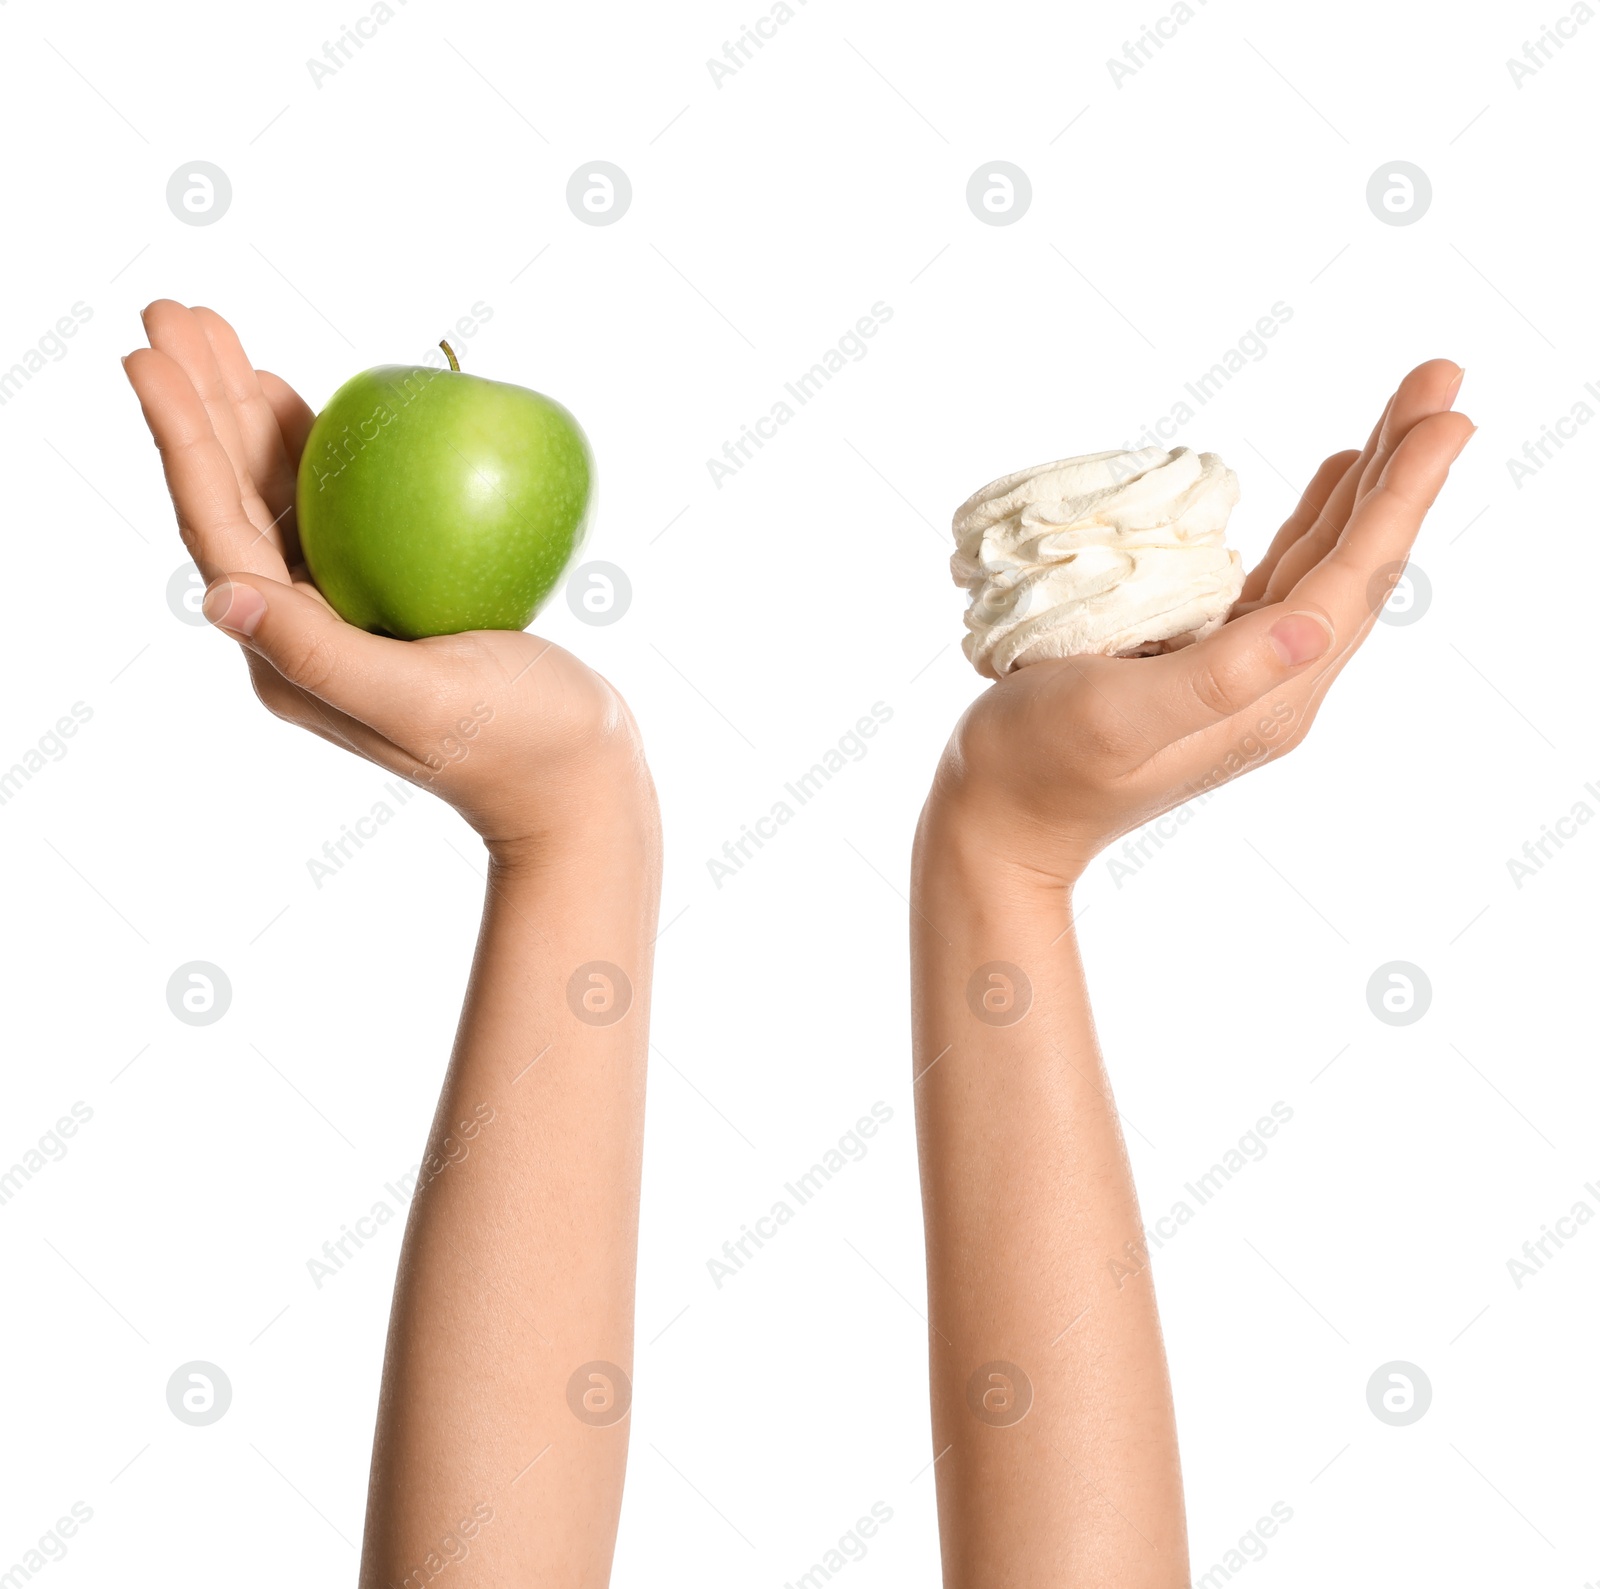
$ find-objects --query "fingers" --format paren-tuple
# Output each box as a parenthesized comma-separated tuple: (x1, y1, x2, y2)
(1262, 361, 1461, 603)
(1092, 362, 1469, 781)
(1288, 409, 1474, 642)
(200, 573, 435, 742)
(1254, 401, 1391, 606)
(1127, 401, 1472, 766)
(123, 347, 289, 582)
(1238, 449, 1360, 605)
(258, 371, 317, 464)
(1117, 603, 1338, 756)
(141, 303, 255, 494)
(259, 372, 316, 567)
(192, 308, 302, 550)
(1356, 358, 1465, 499)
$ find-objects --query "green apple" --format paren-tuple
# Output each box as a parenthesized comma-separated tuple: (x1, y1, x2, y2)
(296, 342, 592, 639)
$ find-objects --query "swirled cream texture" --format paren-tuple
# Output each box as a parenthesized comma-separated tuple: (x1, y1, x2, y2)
(952, 447, 1245, 678)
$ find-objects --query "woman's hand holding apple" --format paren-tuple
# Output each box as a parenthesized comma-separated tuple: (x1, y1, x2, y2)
(124, 301, 654, 866)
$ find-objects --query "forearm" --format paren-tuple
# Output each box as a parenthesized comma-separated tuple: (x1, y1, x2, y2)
(911, 798, 1186, 1588)
(359, 779, 661, 1586)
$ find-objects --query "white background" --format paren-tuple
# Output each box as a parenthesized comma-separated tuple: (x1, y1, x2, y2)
(2, 0, 1597, 1583)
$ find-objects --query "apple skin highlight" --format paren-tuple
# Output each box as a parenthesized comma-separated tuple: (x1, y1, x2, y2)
(296, 350, 592, 639)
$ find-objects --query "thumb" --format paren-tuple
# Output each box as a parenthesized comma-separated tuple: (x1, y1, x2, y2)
(202, 574, 429, 735)
(1141, 603, 1337, 741)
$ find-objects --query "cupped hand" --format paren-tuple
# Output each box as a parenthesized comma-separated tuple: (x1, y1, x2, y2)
(926, 359, 1473, 886)
(124, 302, 651, 860)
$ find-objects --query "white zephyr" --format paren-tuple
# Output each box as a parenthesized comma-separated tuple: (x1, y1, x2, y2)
(952, 446, 1245, 679)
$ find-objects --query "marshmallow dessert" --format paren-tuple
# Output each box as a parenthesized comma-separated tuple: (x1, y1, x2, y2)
(952, 446, 1245, 679)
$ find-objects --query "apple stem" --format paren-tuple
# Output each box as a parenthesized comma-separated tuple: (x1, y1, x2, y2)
(440, 339, 460, 372)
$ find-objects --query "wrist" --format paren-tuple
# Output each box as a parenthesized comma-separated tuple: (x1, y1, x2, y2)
(484, 759, 661, 887)
(920, 713, 1114, 887)
(914, 787, 1083, 923)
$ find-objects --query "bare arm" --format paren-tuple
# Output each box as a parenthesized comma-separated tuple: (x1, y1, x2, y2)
(124, 301, 661, 1584)
(912, 822, 1185, 1584)
(359, 793, 658, 1583)
(912, 360, 1473, 1585)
